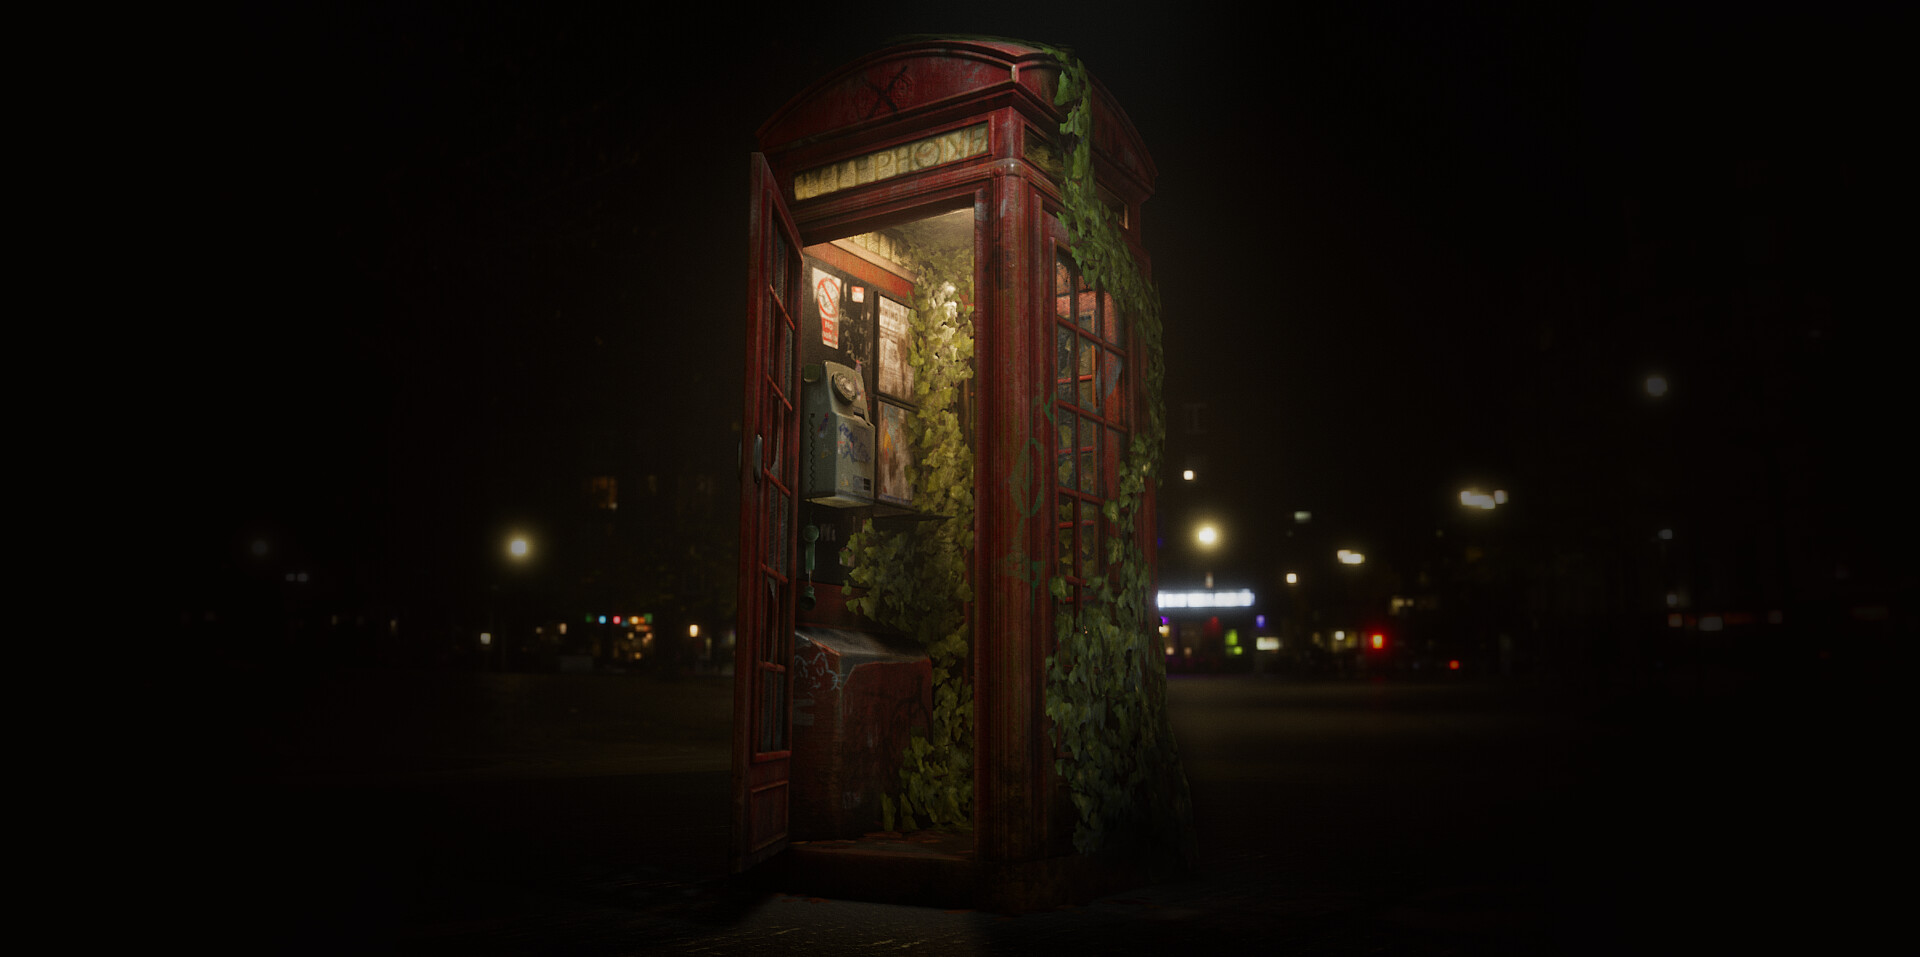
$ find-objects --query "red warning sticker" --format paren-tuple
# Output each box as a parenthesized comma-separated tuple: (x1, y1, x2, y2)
(813, 268, 840, 349)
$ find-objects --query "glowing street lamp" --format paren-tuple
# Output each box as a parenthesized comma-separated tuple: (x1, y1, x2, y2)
(1645, 374, 1669, 398)
(1196, 524, 1219, 548)
(1336, 549, 1365, 565)
(507, 536, 530, 560)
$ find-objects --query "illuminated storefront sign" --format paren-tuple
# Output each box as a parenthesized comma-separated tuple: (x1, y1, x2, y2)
(794, 124, 990, 201)
(1156, 589, 1257, 609)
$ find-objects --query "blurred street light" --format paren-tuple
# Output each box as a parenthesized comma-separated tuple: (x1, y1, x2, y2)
(1459, 489, 1508, 510)
(1645, 374, 1669, 398)
(493, 534, 534, 671)
(1196, 524, 1219, 548)
(1337, 549, 1365, 565)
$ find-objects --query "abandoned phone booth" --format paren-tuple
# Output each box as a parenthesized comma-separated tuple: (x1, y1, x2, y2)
(733, 38, 1184, 908)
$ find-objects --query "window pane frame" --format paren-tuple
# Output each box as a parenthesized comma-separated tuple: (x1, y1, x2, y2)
(1051, 244, 1131, 611)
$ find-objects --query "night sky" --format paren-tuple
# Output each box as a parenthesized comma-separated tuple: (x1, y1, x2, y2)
(168, 3, 1905, 638)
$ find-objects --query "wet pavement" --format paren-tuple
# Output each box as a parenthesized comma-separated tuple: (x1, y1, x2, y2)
(150, 667, 1896, 954)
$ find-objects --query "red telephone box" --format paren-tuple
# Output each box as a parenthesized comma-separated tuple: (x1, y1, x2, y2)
(733, 37, 1186, 909)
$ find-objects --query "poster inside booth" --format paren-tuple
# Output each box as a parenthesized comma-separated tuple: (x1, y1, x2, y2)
(876, 295, 913, 399)
(799, 246, 918, 581)
(877, 401, 911, 506)
(875, 293, 913, 507)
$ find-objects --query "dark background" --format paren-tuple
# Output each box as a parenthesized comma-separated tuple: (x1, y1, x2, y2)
(160, 1, 1908, 675)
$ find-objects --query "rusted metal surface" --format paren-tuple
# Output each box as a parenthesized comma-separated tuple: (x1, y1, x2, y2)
(758, 38, 1154, 217)
(789, 629, 932, 840)
(757, 40, 1049, 156)
(974, 161, 1048, 864)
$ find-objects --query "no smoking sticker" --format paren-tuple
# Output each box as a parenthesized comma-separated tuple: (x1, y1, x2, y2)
(813, 268, 840, 349)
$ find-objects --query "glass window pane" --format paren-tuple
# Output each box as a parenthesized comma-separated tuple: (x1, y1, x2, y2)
(1079, 499, 1099, 580)
(1056, 410, 1076, 491)
(759, 394, 772, 466)
(1102, 291, 1123, 346)
(1056, 325, 1075, 404)
(1057, 425, 1074, 477)
(780, 314, 794, 396)
(771, 230, 789, 307)
(760, 576, 783, 663)
(767, 414, 784, 482)
(1078, 334, 1098, 411)
(1102, 349, 1124, 422)
(1058, 493, 1075, 571)
(758, 667, 787, 752)
(1080, 416, 1100, 496)
(766, 488, 788, 577)
(764, 299, 777, 392)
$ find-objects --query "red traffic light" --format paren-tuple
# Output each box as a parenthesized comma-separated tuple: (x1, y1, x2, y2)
(1369, 632, 1386, 651)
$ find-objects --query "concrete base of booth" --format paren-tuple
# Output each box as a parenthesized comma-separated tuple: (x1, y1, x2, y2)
(765, 832, 1190, 913)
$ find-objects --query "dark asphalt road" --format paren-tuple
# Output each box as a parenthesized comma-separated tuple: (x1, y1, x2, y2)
(149, 667, 1896, 955)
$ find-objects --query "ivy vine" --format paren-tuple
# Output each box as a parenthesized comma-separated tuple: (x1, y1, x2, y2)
(835, 38, 1194, 862)
(842, 245, 976, 833)
(1035, 42, 1194, 861)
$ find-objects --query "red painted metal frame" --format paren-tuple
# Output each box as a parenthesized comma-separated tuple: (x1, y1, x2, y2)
(731, 154, 802, 872)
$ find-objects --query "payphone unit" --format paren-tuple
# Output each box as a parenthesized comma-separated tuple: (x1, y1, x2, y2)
(801, 360, 874, 507)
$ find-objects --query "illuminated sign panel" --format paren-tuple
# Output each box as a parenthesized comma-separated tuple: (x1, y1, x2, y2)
(1156, 589, 1256, 609)
(794, 124, 990, 201)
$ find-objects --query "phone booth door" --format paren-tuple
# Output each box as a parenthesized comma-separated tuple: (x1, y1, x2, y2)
(731, 153, 802, 871)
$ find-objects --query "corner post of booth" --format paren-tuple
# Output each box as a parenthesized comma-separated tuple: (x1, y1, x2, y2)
(975, 152, 1047, 864)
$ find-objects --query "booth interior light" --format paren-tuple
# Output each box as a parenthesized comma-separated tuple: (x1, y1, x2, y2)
(1156, 589, 1256, 609)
